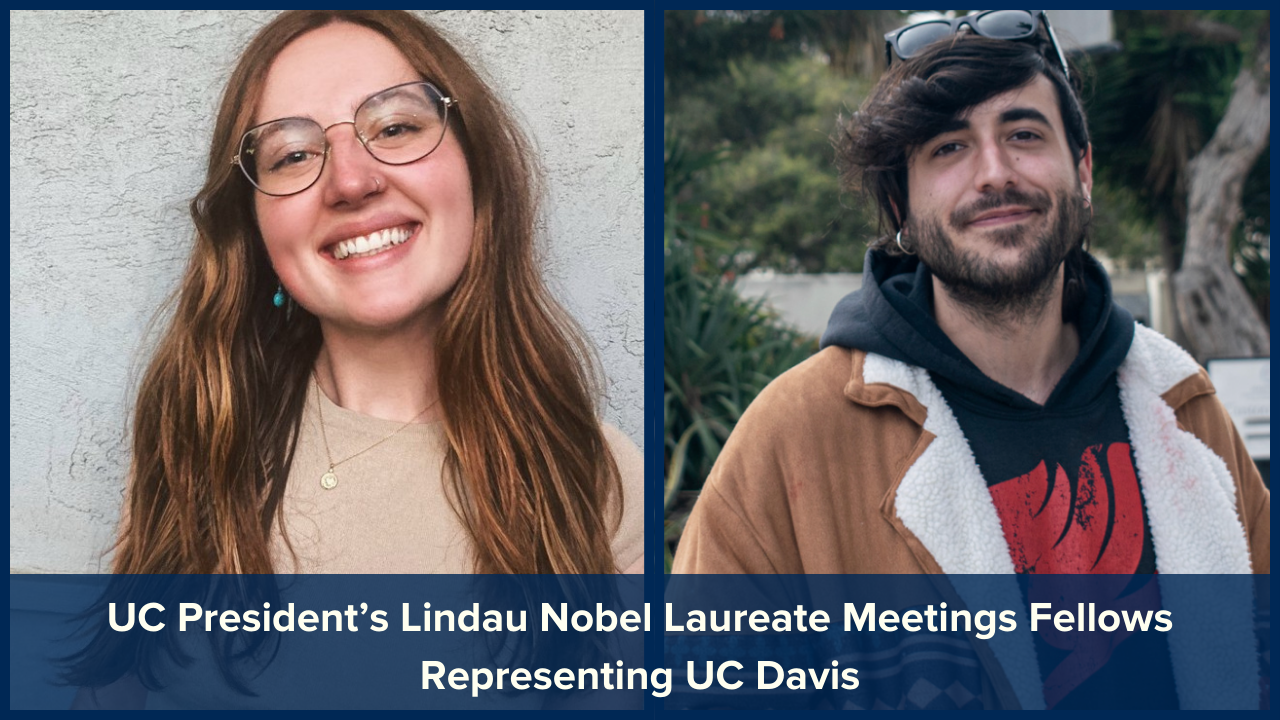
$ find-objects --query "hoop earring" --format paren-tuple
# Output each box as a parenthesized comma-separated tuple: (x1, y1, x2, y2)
(895, 229, 914, 255)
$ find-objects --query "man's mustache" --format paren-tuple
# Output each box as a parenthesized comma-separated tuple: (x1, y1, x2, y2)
(950, 189, 1054, 227)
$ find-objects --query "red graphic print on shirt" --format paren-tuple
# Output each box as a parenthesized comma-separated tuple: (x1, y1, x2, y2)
(989, 442, 1144, 574)
(1028, 574, 1164, 708)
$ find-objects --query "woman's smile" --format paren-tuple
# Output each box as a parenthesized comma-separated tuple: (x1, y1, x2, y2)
(328, 222, 416, 260)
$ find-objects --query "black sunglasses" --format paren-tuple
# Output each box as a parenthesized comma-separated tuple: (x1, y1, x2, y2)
(884, 10, 1070, 81)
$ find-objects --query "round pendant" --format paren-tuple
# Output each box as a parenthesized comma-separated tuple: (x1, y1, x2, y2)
(320, 470, 338, 490)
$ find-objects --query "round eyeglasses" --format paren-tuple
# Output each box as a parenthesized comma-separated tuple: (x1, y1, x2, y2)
(231, 81, 456, 197)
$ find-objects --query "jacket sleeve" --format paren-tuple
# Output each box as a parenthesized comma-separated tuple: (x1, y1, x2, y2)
(669, 374, 808, 574)
(1176, 390, 1270, 574)
(670, 479, 782, 574)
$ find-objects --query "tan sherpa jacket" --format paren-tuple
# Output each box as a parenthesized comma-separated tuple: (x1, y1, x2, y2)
(672, 324, 1269, 709)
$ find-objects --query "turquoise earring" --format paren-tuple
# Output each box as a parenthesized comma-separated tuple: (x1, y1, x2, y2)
(273, 284, 286, 308)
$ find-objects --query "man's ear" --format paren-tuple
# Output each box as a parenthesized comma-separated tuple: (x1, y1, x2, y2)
(1078, 143, 1093, 200)
(888, 196, 903, 230)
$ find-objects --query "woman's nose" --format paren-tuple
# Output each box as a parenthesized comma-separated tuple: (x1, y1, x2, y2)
(320, 123, 381, 205)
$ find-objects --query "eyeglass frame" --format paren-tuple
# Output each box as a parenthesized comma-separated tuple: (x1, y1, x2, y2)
(883, 10, 1070, 82)
(230, 80, 457, 197)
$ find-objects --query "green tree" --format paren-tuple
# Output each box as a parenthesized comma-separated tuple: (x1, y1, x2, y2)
(665, 10, 804, 95)
(664, 127, 816, 570)
(680, 56, 878, 273)
(1086, 10, 1270, 353)
(1174, 25, 1269, 359)
(666, 12, 915, 275)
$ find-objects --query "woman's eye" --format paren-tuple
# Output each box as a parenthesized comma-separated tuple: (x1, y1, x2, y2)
(267, 150, 316, 173)
(375, 122, 421, 141)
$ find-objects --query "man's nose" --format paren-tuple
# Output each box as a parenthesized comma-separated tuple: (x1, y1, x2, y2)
(972, 141, 1019, 193)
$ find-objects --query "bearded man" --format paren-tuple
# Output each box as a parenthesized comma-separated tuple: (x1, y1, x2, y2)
(675, 10, 1267, 577)
(670, 12, 1268, 709)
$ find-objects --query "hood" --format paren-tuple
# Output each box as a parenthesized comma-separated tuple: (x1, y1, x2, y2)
(821, 248, 1134, 411)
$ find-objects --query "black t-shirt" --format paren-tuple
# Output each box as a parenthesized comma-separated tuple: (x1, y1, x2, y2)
(936, 372, 1156, 575)
(937, 370, 1175, 708)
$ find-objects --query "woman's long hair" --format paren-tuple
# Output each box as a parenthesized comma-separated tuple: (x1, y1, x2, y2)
(113, 10, 622, 575)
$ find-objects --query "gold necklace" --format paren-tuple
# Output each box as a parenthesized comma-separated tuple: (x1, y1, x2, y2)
(313, 373, 439, 490)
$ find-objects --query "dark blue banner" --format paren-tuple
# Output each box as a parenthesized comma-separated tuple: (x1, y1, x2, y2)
(12, 573, 1268, 710)
(663, 574, 1268, 710)
(12, 574, 648, 710)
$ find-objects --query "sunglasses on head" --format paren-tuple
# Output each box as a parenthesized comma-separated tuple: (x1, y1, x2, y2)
(884, 10, 1070, 81)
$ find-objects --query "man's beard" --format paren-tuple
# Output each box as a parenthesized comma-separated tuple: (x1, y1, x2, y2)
(909, 186, 1089, 323)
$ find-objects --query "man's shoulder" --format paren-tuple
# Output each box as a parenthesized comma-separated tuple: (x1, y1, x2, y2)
(680, 345, 931, 574)
(756, 344, 856, 400)
(724, 345, 920, 455)
(737, 346, 864, 432)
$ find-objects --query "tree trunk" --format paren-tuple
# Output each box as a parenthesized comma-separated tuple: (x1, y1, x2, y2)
(1173, 36, 1270, 362)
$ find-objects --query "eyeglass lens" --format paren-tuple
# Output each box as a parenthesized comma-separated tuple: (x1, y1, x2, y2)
(895, 10, 1038, 60)
(238, 82, 449, 196)
(972, 11, 1037, 41)
(895, 21, 953, 59)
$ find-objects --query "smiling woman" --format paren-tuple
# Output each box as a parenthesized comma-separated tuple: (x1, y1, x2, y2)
(8, 10, 643, 579)
(111, 11, 643, 577)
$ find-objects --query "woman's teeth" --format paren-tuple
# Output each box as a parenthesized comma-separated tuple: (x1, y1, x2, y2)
(332, 225, 412, 260)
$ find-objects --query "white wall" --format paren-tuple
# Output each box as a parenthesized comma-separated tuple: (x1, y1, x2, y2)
(1045, 10, 1114, 51)
(735, 272, 863, 338)
(9, 10, 644, 573)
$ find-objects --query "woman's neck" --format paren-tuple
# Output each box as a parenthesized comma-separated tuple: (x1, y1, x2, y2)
(312, 319, 440, 423)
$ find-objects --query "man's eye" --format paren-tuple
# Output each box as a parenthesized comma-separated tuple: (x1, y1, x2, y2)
(1011, 130, 1041, 142)
(933, 142, 962, 157)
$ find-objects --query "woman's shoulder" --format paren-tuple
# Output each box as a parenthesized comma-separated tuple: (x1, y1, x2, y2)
(600, 422, 643, 573)
(600, 422, 642, 471)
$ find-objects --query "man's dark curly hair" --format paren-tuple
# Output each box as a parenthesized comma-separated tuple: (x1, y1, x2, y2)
(835, 31, 1090, 253)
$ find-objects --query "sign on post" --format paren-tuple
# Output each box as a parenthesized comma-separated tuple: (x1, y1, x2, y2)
(1207, 357, 1270, 461)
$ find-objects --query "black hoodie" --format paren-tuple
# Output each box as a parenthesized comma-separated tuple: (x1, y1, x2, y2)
(821, 249, 1133, 415)
(821, 249, 1175, 707)
(820, 248, 1152, 568)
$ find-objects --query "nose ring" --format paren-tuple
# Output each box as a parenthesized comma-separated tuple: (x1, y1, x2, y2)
(373, 177, 382, 193)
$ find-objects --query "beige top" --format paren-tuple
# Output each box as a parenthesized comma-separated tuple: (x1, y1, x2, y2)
(273, 382, 644, 573)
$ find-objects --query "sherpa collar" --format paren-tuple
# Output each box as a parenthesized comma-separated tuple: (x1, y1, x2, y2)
(852, 322, 1257, 709)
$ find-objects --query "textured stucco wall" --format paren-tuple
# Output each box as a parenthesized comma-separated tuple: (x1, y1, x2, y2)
(9, 10, 644, 573)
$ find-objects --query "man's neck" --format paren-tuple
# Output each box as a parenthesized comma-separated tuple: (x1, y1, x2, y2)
(931, 269, 1079, 406)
